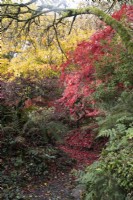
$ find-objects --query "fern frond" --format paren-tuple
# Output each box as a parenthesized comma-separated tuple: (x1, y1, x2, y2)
(98, 128, 117, 139)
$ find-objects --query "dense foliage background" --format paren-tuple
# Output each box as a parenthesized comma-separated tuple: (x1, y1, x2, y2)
(0, 1, 133, 199)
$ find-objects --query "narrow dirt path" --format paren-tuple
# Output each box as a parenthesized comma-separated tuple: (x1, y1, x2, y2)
(23, 167, 79, 200)
(22, 129, 106, 200)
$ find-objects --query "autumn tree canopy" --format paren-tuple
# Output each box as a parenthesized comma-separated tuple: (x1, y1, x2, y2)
(0, 0, 133, 53)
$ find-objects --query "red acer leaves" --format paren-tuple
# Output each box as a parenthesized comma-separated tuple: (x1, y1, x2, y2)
(58, 5, 132, 121)
(57, 6, 133, 168)
(58, 129, 105, 165)
(65, 131, 93, 148)
(126, 5, 133, 21)
(112, 4, 133, 21)
(59, 145, 99, 165)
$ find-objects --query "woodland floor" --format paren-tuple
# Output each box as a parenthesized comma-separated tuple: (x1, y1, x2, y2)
(22, 130, 106, 200)
(23, 165, 77, 200)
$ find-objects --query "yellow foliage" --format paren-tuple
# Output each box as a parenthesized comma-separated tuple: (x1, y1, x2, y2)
(0, 58, 9, 75)
(2, 15, 94, 78)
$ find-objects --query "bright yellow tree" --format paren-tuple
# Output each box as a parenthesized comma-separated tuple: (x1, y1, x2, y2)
(3, 15, 94, 78)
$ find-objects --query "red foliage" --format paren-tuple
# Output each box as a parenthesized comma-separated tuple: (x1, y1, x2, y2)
(57, 6, 132, 164)
(60, 145, 99, 165)
(126, 5, 133, 21)
(112, 4, 133, 21)
(58, 5, 132, 120)
(65, 131, 94, 149)
(58, 129, 106, 165)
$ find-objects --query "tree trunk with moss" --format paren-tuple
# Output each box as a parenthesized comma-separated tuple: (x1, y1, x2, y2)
(63, 7, 133, 54)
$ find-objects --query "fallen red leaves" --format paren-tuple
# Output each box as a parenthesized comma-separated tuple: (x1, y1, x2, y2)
(58, 129, 106, 166)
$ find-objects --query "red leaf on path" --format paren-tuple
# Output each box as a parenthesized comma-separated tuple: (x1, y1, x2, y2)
(58, 129, 105, 166)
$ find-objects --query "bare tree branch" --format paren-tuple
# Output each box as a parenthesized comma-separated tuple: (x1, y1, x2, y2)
(0, 0, 133, 54)
(68, 15, 76, 35)
(53, 13, 67, 59)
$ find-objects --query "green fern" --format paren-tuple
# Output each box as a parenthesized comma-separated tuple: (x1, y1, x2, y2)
(22, 107, 68, 144)
(81, 161, 126, 200)
(98, 128, 117, 138)
(80, 90, 133, 200)
(97, 90, 133, 133)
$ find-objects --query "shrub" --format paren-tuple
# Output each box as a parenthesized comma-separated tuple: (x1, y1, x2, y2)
(80, 129, 133, 199)
(0, 94, 69, 199)
(80, 104, 133, 200)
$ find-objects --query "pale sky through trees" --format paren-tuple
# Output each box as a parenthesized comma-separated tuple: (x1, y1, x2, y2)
(67, 0, 83, 7)
(63, 0, 92, 8)
(12, 0, 90, 8)
(13, 0, 86, 8)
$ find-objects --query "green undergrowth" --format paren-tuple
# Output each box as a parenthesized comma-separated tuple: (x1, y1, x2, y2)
(0, 105, 72, 200)
(79, 91, 133, 200)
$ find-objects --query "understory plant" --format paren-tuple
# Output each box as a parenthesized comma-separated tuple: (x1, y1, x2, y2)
(79, 90, 133, 200)
(0, 74, 70, 199)
(80, 125, 133, 200)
